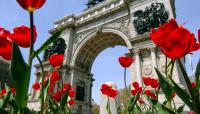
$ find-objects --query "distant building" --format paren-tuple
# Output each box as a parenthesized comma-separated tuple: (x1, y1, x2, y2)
(0, 58, 13, 90)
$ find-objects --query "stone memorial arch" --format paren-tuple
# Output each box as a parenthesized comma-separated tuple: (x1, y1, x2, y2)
(30, 0, 185, 113)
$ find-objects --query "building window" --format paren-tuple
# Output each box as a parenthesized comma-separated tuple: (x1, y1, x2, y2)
(76, 86, 85, 101)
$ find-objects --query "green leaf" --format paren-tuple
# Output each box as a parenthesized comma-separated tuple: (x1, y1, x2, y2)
(49, 99, 57, 113)
(11, 42, 29, 109)
(128, 92, 139, 112)
(161, 104, 178, 114)
(0, 99, 3, 107)
(169, 78, 193, 109)
(106, 98, 111, 114)
(155, 68, 173, 101)
(154, 102, 169, 114)
(0, 108, 9, 114)
(176, 104, 185, 113)
(60, 85, 70, 110)
(31, 27, 64, 59)
(177, 59, 193, 96)
(8, 99, 19, 111)
(2, 91, 12, 108)
(195, 59, 200, 84)
(40, 79, 50, 105)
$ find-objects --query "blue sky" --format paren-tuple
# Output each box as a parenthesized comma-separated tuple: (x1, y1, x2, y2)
(0, 0, 199, 104)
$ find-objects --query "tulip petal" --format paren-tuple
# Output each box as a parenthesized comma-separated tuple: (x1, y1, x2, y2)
(0, 39, 12, 60)
(17, 0, 46, 12)
(11, 25, 37, 48)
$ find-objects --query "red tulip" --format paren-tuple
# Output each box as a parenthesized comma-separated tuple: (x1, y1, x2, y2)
(131, 89, 137, 96)
(0, 89, 6, 97)
(100, 84, 112, 95)
(131, 81, 142, 96)
(68, 99, 75, 105)
(172, 92, 176, 98)
(145, 90, 151, 96)
(132, 81, 139, 89)
(100, 84, 118, 98)
(10, 88, 16, 94)
(32, 82, 40, 90)
(150, 78, 158, 88)
(187, 111, 196, 114)
(131, 87, 142, 96)
(118, 56, 134, 68)
(109, 89, 118, 98)
(50, 71, 59, 82)
(0, 38, 12, 60)
(150, 93, 157, 100)
(68, 90, 76, 97)
(143, 77, 152, 86)
(63, 83, 74, 92)
(16, 0, 46, 12)
(151, 19, 200, 60)
(53, 90, 62, 102)
(48, 54, 64, 68)
(191, 82, 196, 88)
(0, 28, 10, 39)
(151, 19, 178, 45)
(0, 28, 12, 60)
(10, 25, 37, 48)
(48, 81, 55, 94)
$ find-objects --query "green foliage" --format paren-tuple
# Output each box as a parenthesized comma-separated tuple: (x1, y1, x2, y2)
(176, 105, 185, 113)
(153, 102, 170, 114)
(106, 98, 111, 114)
(133, 3, 169, 35)
(195, 59, 200, 84)
(127, 92, 139, 113)
(49, 99, 59, 113)
(87, 0, 105, 8)
(169, 78, 193, 109)
(0, 108, 9, 114)
(7, 99, 18, 112)
(11, 42, 29, 110)
(60, 85, 70, 110)
(1, 91, 12, 108)
(31, 28, 65, 59)
(40, 79, 50, 107)
(155, 68, 173, 101)
(43, 38, 67, 60)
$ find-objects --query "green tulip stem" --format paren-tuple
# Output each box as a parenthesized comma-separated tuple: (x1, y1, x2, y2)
(58, 69, 64, 97)
(107, 97, 111, 114)
(124, 68, 128, 96)
(36, 55, 45, 114)
(23, 11, 34, 114)
(169, 60, 175, 78)
(28, 12, 34, 65)
(172, 99, 176, 111)
(28, 12, 34, 83)
(177, 59, 200, 114)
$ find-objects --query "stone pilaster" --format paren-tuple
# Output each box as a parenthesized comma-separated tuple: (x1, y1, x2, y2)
(150, 46, 158, 77)
(134, 49, 142, 85)
(173, 61, 181, 84)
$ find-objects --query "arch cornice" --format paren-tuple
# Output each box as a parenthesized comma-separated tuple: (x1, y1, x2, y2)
(70, 28, 132, 67)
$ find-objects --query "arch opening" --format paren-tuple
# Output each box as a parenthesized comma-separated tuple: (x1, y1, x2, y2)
(74, 32, 129, 72)
(91, 46, 131, 105)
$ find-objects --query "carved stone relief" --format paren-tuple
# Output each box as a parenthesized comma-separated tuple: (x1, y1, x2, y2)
(105, 19, 130, 36)
(143, 65, 152, 75)
(161, 66, 166, 73)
